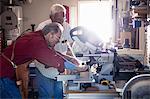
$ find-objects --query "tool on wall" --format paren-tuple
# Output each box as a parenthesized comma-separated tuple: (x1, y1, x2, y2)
(1, 8, 18, 31)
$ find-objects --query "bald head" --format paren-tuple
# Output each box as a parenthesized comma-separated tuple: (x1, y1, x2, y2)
(42, 22, 63, 35)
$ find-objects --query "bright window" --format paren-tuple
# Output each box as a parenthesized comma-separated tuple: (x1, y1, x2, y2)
(78, 0, 113, 43)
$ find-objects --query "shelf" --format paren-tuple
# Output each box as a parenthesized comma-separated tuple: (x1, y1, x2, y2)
(131, 0, 147, 2)
(131, 5, 148, 18)
(132, 6, 148, 13)
(132, 14, 147, 19)
(117, 49, 144, 55)
(132, 6, 147, 10)
(130, 0, 149, 19)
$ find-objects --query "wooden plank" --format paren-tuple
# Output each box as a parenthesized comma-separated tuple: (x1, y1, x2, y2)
(139, 26, 145, 50)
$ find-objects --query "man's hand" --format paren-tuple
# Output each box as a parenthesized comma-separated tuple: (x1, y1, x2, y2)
(76, 65, 88, 72)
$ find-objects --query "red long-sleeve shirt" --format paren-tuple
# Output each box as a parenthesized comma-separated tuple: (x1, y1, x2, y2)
(0, 31, 65, 80)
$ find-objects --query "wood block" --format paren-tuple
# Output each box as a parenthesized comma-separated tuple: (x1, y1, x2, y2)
(120, 32, 131, 46)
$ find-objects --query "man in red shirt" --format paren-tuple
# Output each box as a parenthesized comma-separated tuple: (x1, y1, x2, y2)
(0, 22, 85, 98)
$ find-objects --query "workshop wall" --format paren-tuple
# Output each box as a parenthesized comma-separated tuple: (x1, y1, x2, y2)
(22, 0, 78, 31)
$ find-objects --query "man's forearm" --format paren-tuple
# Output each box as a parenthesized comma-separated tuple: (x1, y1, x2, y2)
(57, 51, 74, 61)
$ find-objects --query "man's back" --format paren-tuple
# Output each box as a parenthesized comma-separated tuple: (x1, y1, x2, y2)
(0, 31, 45, 80)
(1, 31, 65, 80)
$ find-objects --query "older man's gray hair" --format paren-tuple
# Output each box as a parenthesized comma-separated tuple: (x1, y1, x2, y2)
(49, 4, 66, 16)
(42, 22, 64, 35)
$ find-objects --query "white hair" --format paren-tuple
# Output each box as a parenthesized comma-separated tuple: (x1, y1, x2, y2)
(50, 4, 66, 16)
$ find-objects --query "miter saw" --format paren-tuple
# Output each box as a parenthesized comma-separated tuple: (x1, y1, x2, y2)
(64, 26, 116, 91)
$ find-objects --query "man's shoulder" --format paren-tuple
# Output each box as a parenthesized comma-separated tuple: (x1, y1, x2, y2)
(63, 22, 70, 26)
(25, 31, 44, 41)
(39, 19, 52, 25)
(63, 22, 71, 30)
(36, 19, 52, 31)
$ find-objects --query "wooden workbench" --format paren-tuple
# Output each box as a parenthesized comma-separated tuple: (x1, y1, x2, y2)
(65, 89, 119, 99)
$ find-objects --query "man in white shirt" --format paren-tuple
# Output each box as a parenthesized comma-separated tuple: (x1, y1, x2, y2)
(36, 4, 73, 54)
(34, 4, 75, 99)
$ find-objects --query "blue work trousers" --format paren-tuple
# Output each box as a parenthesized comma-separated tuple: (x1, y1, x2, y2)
(0, 77, 22, 99)
(34, 68, 63, 99)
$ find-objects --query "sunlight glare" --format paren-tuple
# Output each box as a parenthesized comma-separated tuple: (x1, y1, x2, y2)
(78, 1, 113, 43)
